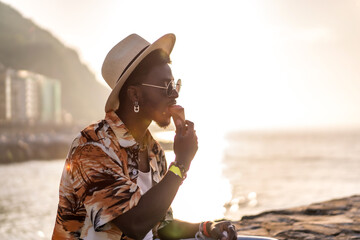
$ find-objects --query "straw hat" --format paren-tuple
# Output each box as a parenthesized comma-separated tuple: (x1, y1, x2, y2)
(102, 33, 176, 112)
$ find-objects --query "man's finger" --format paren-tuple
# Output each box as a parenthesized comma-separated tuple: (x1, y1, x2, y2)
(184, 121, 195, 137)
(220, 232, 227, 240)
(185, 120, 194, 130)
(211, 226, 227, 240)
(227, 225, 237, 240)
(175, 119, 183, 135)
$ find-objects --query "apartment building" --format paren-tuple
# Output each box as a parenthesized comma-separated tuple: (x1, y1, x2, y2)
(0, 65, 61, 123)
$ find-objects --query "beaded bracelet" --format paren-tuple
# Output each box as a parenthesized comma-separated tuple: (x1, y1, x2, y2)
(196, 221, 211, 239)
(202, 221, 211, 237)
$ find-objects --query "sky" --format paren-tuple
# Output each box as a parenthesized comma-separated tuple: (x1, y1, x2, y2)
(2, 0, 360, 133)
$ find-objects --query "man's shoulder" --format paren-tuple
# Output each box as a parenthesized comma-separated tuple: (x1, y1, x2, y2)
(68, 119, 118, 156)
(80, 120, 109, 137)
(80, 119, 113, 142)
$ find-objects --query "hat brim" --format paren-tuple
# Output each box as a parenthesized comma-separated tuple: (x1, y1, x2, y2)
(105, 33, 176, 112)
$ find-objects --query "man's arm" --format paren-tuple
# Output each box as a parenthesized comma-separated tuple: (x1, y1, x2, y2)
(112, 120, 198, 239)
(157, 219, 199, 240)
(112, 172, 183, 239)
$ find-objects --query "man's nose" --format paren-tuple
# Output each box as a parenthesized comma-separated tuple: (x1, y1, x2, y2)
(169, 89, 179, 98)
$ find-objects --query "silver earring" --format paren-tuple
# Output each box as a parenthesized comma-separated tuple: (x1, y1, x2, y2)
(134, 101, 139, 113)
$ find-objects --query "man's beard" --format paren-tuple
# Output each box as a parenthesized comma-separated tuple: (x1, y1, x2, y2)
(155, 120, 171, 129)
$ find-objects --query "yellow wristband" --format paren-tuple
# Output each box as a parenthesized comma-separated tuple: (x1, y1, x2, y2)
(169, 165, 183, 179)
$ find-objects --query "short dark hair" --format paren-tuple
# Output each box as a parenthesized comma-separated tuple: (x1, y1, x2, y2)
(119, 49, 171, 103)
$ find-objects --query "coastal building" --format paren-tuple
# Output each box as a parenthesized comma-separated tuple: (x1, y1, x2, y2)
(9, 69, 36, 122)
(0, 64, 7, 120)
(37, 74, 61, 123)
(0, 64, 11, 121)
(0, 66, 62, 124)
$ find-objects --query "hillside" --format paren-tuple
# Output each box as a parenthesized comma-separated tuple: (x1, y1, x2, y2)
(0, 2, 110, 122)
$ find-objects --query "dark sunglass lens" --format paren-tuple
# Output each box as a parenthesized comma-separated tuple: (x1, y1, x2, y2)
(166, 82, 173, 96)
(167, 80, 181, 96)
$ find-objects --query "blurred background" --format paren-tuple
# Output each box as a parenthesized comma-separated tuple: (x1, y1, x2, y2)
(0, 0, 360, 239)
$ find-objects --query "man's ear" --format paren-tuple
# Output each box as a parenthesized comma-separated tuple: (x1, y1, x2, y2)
(127, 85, 141, 103)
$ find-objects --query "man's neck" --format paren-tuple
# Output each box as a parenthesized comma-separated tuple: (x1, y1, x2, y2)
(115, 107, 151, 144)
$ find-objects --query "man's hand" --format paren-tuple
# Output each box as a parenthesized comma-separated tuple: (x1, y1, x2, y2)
(209, 221, 237, 240)
(173, 119, 198, 171)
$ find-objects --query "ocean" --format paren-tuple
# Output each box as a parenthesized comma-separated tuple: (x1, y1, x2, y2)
(221, 129, 360, 220)
(0, 130, 359, 239)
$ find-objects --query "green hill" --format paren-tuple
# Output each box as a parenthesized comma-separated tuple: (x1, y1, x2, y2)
(0, 2, 111, 122)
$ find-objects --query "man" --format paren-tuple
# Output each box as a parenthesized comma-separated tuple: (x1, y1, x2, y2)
(52, 33, 237, 240)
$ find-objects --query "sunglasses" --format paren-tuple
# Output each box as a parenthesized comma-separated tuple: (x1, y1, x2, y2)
(141, 79, 181, 97)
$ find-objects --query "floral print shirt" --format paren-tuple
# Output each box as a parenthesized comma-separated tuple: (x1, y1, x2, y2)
(52, 111, 173, 240)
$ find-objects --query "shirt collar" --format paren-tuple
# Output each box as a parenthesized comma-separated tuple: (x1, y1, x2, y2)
(105, 111, 155, 150)
(105, 111, 137, 148)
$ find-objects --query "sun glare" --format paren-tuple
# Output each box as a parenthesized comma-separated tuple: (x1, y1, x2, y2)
(166, 143, 232, 222)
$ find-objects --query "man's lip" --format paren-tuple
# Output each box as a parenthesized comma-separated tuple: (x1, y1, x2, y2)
(168, 101, 177, 106)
